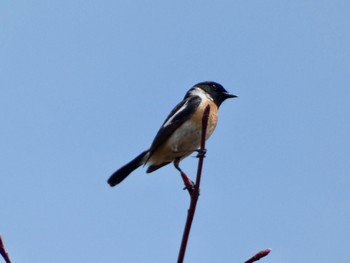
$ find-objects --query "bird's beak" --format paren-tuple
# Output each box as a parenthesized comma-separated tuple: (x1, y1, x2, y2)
(224, 92, 238, 99)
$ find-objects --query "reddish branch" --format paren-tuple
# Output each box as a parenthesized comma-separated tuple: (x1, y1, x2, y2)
(244, 248, 271, 263)
(177, 104, 211, 263)
(176, 105, 271, 263)
(0, 235, 12, 263)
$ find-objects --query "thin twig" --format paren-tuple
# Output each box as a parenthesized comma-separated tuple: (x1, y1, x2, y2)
(0, 235, 12, 263)
(244, 248, 271, 263)
(177, 104, 211, 263)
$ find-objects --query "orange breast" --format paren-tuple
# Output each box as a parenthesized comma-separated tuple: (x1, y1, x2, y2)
(192, 99, 218, 139)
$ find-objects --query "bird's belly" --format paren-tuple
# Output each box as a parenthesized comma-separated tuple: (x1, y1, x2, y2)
(149, 119, 216, 165)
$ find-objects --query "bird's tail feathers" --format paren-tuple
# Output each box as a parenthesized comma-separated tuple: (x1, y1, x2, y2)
(107, 150, 148, 187)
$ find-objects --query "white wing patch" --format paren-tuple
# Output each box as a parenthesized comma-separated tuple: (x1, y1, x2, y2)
(163, 100, 189, 127)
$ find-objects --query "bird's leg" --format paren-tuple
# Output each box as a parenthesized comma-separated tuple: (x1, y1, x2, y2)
(174, 159, 195, 195)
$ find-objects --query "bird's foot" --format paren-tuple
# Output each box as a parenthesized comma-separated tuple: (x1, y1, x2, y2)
(183, 181, 196, 194)
(195, 148, 207, 158)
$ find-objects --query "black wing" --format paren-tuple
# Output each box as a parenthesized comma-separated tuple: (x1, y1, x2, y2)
(148, 95, 201, 156)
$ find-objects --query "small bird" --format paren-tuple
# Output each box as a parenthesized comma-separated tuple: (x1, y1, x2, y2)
(107, 81, 237, 187)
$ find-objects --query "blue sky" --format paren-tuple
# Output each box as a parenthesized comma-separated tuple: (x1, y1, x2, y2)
(1, 1, 349, 262)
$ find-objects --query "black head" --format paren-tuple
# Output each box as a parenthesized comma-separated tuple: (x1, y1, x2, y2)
(193, 81, 237, 107)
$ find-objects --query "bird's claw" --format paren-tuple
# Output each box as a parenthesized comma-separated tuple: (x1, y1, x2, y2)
(183, 181, 196, 194)
(195, 148, 207, 158)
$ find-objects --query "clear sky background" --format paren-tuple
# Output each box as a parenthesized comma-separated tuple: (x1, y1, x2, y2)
(1, 1, 349, 262)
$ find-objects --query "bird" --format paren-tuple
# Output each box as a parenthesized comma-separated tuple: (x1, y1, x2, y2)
(107, 81, 237, 187)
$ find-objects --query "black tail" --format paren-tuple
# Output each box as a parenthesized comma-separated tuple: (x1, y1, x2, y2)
(107, 150, 148, 187)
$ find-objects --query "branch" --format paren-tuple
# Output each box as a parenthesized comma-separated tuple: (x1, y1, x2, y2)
(0, 235, 12, 263)
(176, 105, 271, 263)
(244, 248, 271, 263)
(177, 104, 211, 263)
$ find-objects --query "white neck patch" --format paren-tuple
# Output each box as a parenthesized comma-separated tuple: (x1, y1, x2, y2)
(189, 87, 213, 101)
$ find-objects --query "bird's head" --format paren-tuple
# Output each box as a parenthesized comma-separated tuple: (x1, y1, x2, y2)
(189, 81, 237, 107)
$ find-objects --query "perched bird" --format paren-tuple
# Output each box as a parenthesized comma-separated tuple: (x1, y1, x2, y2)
(107, 81, 237, 187)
